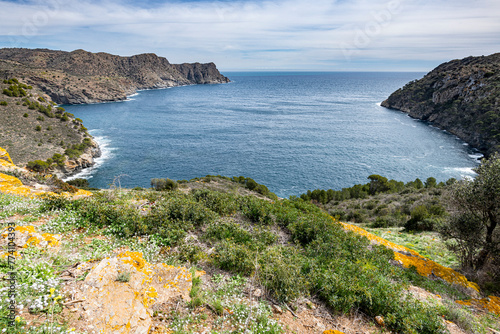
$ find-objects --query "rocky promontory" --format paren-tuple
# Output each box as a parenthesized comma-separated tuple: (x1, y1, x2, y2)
(0, 48, 229, 177)
(381, 53, 500, 156)
(0, 48, 230, 104)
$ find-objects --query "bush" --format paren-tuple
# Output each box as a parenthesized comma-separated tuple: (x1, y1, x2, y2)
(35, 125, 41, 131)
(0, 101, 7, 106)
(67, 178, 89, 189)
(27, 160, 50, 173)
(151, 178, 178, 191)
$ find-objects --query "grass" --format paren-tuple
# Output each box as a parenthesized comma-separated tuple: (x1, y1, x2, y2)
(0, 179, 498, 333)
(363, 226, 459, 268)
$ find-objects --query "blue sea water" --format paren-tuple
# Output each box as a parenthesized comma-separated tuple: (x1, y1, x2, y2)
(64, 72, 481, 198)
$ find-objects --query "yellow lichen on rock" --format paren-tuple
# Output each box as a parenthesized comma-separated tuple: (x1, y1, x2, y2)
(338, 221, 481, 294)
(0, 147, 14, 166)
(0, 147, 92, 199)
(339, 221, 420, 256)
(394, 252, 480, 292)
(323, 330, 345, 334)
(74, 251, 192, 334)
(457, 296, 500, 316)
(0, 225, 61, 252)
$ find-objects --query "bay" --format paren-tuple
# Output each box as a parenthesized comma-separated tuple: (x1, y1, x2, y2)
(64, 72, 481, 198)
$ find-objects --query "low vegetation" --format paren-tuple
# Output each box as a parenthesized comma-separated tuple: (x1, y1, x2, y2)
(301, 154, 500, 296)
(1, 171, 498, 333)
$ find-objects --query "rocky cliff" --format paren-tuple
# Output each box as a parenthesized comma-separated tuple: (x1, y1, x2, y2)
(0, 48, 229, 104)
(381, 53, 500, 156)
(0, 77, 100, 177)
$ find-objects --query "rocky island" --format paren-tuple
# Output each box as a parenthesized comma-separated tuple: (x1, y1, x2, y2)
(382, 53, 500, 156)
(0, 48, 229, 177)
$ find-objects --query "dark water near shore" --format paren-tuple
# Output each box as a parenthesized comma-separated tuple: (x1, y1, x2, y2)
(64, 72, 481, 197)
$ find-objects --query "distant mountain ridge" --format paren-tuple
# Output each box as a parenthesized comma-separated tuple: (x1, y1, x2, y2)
(0, 48, 229, 104)
(381, 53, 500, 156)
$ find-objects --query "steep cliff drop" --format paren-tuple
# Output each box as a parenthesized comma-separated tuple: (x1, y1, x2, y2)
(0, 48, 230, 104)
(381, 53, 500, 156)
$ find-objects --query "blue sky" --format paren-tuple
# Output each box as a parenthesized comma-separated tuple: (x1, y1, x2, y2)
(0, 0, 499, 71)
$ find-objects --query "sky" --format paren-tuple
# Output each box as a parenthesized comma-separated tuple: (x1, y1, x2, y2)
(0, 0, 499, 71)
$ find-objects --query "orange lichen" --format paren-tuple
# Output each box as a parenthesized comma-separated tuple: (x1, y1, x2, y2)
(394, 251, 480, 292)
(457, 296, 500, 316)
(0, 147, 14, 165)
(0, 147, 92, 199)
(143, 286, 158, 308)
(338, 221, 480, 292)
(24, 236, 41, 248)
(41, 233, 61, 247)
(2, 225, 61, 250)
(323, 330, 345, 334)
(339, 221, 419, 256)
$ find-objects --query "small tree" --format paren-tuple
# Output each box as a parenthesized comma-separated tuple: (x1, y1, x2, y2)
(368, 174, 392, 195)
(439, 153, 500, 273)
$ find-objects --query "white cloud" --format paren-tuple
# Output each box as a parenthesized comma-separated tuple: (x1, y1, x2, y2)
(0, 0, 499, 70)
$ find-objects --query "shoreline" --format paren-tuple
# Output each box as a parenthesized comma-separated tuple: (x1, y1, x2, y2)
(380, 103, 488, 159)
(61, 134, 112, 182)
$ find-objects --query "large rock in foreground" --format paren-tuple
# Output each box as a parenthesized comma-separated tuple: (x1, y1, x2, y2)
(75, 252, 192, 334)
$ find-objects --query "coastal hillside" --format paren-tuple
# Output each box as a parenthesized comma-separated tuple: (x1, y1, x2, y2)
(0, 77, 100, 177)
(381, 53, 500, 155)
(0, 48, 230, 104)
(1, 149, 499, 333)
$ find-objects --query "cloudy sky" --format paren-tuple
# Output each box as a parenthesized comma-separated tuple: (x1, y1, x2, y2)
(0, 0, 499, 71)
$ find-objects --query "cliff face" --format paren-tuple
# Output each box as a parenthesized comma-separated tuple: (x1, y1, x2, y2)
(0, 48, 230, 104)
(381, 53, 500, 155)
(0, 77, 100, 177)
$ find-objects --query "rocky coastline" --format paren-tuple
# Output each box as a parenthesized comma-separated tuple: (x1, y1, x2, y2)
(0, 48, 229, 179)
(381, 53, 500, 156)
(56, 138, 101, 179)
(0, 48, 230, 104)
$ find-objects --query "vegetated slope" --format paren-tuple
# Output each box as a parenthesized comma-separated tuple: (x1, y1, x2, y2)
(0, 48, 230, 104)
(1, 167, 499, 333)
(381, 53, 500, 155)
(0, 78, 100, 175)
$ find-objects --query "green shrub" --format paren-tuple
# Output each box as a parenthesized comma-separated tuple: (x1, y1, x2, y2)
(214, 241, 256, 275)
(151, 178, 178, 191)
(23, 113, 28, 117)
(0, 101, 7, 106)
(67, 178, 89, 189)
(192, 189, 239, 216)
(258, 246, 309, 302)
(27, 160, 50, 172)
(35, 125, 41, 131)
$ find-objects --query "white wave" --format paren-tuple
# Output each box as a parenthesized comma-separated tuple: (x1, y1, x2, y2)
(127, 92, 139, 98)
(375, 102, 382, 106)
(62, 133, 115, 182)
(443, 167, 477, 179)
(468, 153, 483, 163)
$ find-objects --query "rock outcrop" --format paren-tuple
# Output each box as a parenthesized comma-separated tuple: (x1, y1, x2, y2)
(0, 48, 230, 104)
(74, 252, 193, 334)
(0, 146, 93, 198)
(381, 53, 500, 156)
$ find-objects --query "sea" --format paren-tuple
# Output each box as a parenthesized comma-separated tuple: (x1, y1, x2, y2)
(63, 72, 482, 198)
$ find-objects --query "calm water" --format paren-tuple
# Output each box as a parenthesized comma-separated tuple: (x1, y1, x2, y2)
(64, 72, 481, 197)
